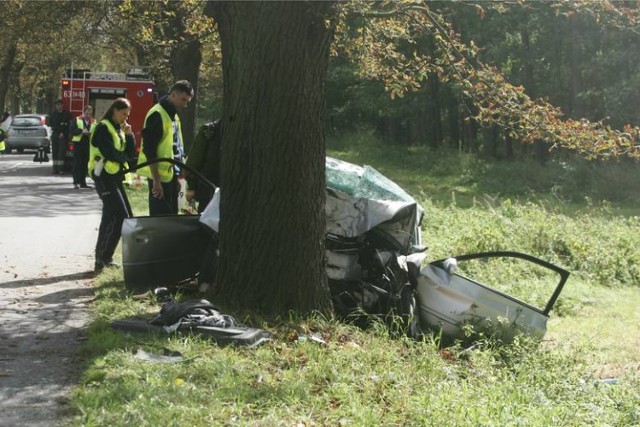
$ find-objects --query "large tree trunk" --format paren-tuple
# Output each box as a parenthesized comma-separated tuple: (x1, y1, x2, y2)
(521, 24, 549, 163)
(211, 1, 336, 316)
(170, 7, 202, 152)
(425, 72, 442, 148)
(445, 87, 460, 150)
(569, 16, 585, 119)
(0, 43, 18, 113)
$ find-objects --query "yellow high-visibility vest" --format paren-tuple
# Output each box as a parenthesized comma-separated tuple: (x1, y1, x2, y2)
(88, 120, 126, 175)
(137, 104, 182, 183)
(71, 117, 96, 142)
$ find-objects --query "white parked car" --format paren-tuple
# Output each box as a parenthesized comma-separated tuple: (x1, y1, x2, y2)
(5, 114, 52, 153)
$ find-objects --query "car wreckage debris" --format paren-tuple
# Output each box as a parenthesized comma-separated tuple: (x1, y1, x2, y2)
(120, 157, 570, 345)
(111, 298, 272, 347)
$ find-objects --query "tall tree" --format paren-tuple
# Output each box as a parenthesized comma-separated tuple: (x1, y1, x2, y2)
(169, 6, 202, 152)
(0, 1, 82, 112)
(117, 0, 216, 149)
(338, 1, 640, 159)
(211, 1, 336, 316)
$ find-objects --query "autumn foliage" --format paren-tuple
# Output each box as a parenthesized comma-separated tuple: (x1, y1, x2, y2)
(335, 0, 640, 159)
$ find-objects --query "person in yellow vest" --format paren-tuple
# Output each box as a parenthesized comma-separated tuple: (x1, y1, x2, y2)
(88, 98, 136, 272)
(70, 105, 96, 189)
(0, 127, 5, 154)
(0, 111, 8, 153)
(139, 80, 193, 215)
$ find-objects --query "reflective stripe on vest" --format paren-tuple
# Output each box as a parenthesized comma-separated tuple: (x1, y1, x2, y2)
(137, 103, 182, 183)
(88, 120, 126, 175)
(71, 117, 84, 142)
(72, 117, 97, 142)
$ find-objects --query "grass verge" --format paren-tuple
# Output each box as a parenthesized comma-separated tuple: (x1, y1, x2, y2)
(69, 137, 640, 425)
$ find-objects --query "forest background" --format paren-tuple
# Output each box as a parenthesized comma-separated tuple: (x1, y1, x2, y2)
(2, 0, 640, 160)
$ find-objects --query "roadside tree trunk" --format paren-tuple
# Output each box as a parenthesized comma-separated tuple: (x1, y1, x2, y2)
(426, 72, 442, 148)
(169, 7, 202, 152)
(211, 1, 336, 316)
(0, 42, 18, 113)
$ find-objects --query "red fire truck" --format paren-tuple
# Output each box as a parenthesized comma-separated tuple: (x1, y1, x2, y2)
(60, 68, 156, 168)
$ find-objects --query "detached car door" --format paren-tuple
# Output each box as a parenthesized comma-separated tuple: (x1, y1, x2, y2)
(120, 158, 217, 292)
(122, 215, 211, 292)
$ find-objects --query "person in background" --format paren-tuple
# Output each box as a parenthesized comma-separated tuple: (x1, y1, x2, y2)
(49, 100, 72, 174)
(70, 105, 96, 189)
(185, 119, 221, 213)
(0, 126, 5, 154)
(0, 111, 11, 155)
(88, 98, 136, 272)
(138, 80, 193, 215)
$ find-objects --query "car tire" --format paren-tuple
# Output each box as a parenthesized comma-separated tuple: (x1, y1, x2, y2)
(5, 147, 12, 154)
(17, 148, 24, 154)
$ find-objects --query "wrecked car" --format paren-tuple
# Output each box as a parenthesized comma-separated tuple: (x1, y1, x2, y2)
(120, 157, 569, 343)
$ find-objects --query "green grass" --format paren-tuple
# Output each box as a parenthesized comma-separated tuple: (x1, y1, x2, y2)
(122, 177, 149, 217)
(68, 132, 640, 426)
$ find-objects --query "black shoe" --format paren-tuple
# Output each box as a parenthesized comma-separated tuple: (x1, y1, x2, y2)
(94, 261, 104, 272)
(80, 184, 92, 189)
(73, 184, 79, 189)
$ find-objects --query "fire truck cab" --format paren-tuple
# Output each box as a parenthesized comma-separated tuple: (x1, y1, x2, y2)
(60, 68, 156, 168)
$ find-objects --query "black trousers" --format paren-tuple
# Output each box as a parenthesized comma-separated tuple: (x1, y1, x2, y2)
(51, 133, 66, 173)
(94, 174, 132, 264)
(72, 139, 89, 186)
(147, 176, 180, 216)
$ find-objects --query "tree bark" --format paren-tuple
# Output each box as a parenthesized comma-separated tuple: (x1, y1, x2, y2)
(445, 87, 460, 150)
(426, 72, 442, 148)
(505, 132, 514, 160)
(170, 7, 202, 152)
(486, 125, 499, 159)
(569, 16, 585, 119)
(211, 1, 336, 316)
(0, 42, 18, 113)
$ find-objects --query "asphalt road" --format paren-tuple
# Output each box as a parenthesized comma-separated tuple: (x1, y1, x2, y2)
(0, 152, 101, 426)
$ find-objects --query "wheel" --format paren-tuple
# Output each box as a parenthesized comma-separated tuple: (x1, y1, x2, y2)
(17, 148, 24, 153)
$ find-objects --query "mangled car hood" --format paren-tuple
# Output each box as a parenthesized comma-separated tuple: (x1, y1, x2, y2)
(200, 156, 424, 252)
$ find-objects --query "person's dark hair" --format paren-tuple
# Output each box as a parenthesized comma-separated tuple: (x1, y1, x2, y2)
(101, 98, 131, 121)
(170, 80, 194, 97)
